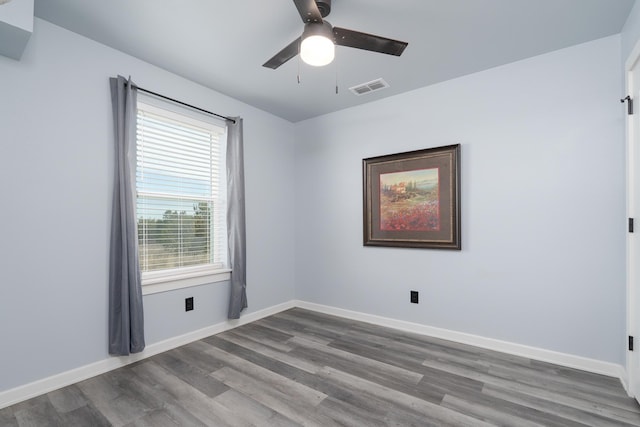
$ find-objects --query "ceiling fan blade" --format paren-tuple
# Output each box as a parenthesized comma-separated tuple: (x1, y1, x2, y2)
(293, 0, 323, 23)
(263, 37, 301, 69)
(333, 27, 408, 56)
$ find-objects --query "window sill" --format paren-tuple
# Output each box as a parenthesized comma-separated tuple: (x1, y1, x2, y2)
(141, 267, 231, 295)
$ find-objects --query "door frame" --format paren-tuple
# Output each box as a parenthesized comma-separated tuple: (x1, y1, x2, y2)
(625, 38, 640, 398)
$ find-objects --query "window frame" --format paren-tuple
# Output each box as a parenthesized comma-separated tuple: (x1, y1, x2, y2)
(136, 97, 230, 295)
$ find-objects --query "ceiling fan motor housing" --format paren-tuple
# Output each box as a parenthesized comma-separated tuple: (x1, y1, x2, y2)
(303, 20, 334, 41)
(316, 0, 331, 17)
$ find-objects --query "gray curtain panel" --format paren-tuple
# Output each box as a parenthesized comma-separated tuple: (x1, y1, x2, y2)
(108, 76, 145, 355)
(227, 117, 248, 319)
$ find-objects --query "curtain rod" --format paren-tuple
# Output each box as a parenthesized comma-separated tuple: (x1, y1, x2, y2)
(130, 84, 236, 124)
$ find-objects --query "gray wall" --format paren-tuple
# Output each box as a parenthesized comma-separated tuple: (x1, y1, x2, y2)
(0, 18, 296, 393)
(622, 0, 640, 61)
(293, 35, 626, 364)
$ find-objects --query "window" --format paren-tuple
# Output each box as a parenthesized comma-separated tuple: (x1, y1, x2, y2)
(136, 100, 229, 293)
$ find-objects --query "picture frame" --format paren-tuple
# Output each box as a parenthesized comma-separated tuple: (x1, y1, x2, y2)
(363, 144, 461, 249)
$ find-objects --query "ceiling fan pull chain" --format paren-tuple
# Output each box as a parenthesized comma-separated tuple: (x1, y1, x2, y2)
(297, 41, 302, 84)
(335, 52, 339, 94)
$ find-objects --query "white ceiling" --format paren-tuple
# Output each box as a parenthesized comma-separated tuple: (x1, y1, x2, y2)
(33, 0, 635, 123)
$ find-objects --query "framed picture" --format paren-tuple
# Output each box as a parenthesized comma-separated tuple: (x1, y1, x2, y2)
(363, 144, 461, 249)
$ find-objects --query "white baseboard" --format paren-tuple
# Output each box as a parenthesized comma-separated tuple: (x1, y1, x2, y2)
(0, 300, 295, 410)
(0, 299, 627, 409)
(295, 300, 625, 380)
(620, 369, 631, 396)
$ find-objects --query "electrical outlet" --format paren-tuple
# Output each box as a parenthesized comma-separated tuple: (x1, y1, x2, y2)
(185, 297, 194, 311)
(410, 291, 419, 304)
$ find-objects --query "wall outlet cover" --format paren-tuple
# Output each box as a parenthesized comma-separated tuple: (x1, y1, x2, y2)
(410, 291, 419, 304)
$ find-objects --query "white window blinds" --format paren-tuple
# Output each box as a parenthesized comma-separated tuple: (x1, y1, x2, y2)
(136, 102, 227, 274)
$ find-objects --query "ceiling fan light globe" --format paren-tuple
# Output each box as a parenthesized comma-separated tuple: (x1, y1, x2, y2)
(301, 35, 335, 66)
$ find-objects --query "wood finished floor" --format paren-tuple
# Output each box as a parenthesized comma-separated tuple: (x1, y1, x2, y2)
(2, 308, 640, 426)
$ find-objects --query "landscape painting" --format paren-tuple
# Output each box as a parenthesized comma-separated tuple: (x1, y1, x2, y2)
(379, 168, 440, 231)
(363, 144, 461, 249)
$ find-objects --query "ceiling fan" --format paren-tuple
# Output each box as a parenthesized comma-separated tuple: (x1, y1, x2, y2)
(263, 0, 408, 69)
